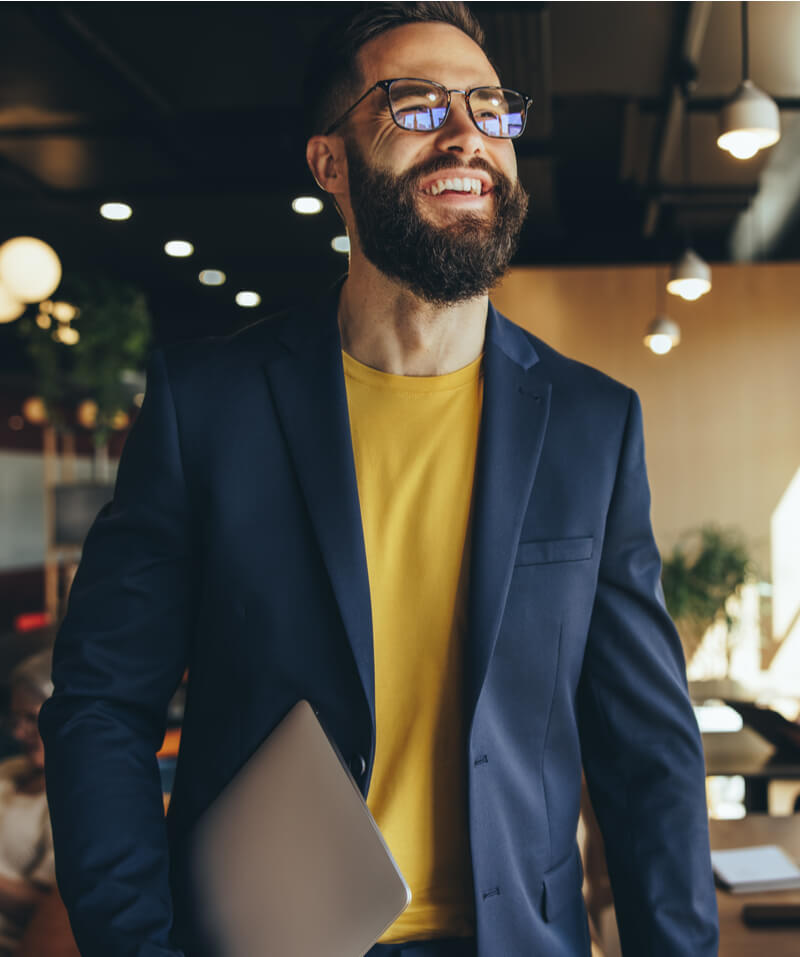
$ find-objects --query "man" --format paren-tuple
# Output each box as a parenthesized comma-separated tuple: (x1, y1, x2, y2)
(40, 4, 719, 956)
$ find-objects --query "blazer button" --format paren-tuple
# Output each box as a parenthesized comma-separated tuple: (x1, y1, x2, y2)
(349, 753, 367, 779)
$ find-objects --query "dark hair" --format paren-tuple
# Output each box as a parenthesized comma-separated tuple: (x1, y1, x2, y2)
(303, 3, 486, 138)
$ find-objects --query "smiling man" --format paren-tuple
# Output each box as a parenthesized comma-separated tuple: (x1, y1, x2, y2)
(41, 5, 718, 957)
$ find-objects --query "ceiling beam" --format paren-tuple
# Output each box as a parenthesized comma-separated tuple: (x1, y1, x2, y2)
(22, 5, 197, 173)
(642, 1, 713, 238)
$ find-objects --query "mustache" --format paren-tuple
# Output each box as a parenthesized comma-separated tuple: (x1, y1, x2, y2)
(408, 155, 505, 190)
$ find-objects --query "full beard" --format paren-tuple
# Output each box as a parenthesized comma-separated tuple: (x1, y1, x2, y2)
(344, 140, 529, 306)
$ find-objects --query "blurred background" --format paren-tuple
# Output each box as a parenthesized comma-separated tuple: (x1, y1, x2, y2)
(1, 3, 799, 955)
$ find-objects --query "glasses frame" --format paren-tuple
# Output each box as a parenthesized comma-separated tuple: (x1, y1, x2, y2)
(324, 77, 532, 139)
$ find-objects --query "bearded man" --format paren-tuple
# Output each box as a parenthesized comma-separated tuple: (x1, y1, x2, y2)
(40, 4, 719, 956)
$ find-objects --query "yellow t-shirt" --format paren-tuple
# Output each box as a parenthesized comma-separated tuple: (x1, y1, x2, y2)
(343, 349, 483, 942)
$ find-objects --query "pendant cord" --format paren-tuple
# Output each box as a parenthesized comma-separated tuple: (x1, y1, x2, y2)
(741, 1, 749, 81)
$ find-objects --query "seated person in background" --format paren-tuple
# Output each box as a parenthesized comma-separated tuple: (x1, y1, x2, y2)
(0, 651, 55, 956)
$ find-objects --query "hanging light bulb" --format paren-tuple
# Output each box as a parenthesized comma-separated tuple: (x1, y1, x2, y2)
(717, 3, 780, 160)
(717, 80, 780, 159)
(0, 236, 62, 303)
(666, 248, 711, 301)
(644, 315, 681, 355)
(0, 278, 25, 323)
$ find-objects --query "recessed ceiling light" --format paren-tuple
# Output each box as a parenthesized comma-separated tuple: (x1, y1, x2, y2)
(100, 202, 132, 221)
(235, 290, 261, 308)
(292, 196, 324, 215)
(199, 269, 226, 286)
(331, 235, 350, 253)
(164, 240, 194, 258)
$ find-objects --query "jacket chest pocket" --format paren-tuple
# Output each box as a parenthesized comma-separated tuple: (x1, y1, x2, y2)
(515, 536, 593, 567)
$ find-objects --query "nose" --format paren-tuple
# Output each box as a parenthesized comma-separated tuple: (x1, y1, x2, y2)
(433, 92, 485, 155)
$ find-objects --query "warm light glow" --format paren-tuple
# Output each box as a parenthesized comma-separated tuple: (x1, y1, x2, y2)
(111, 410, 130, 430)
(693, 704, 743, 734)
(199, 269, 226, 286)
(133, 392, 145, 408)
(646, 334, 673, 355)
(717, 80, 781, 160)
(51, 300, 79, 322)
(644, 314, 680, 355)
(76, 399, 98, 429)
(331, 235, 350, 254)
(100, 202, 132, 221)
(291, 196, 324, 215)
(164, 240, 194, 258)
(22, 396, 48, 425)
(53, 325, 79, 345)
(36, 312, 52, 329)
(666, 277, 711, 301)
(0, 279, 25, 323)
(0, 236, 62, 303)
(717, 130, 762, 160)
(235, 290, 261, 307)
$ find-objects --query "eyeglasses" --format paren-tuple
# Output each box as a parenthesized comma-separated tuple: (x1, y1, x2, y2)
(324, 77, 532, 140)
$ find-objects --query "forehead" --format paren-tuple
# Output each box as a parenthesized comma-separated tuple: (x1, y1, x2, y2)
(356, 21, 501, 89)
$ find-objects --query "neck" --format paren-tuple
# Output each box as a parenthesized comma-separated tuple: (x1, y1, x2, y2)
(338, 254, 488, 376)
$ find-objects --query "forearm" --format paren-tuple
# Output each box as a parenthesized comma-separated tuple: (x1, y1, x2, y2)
(39, 346, 194, 957)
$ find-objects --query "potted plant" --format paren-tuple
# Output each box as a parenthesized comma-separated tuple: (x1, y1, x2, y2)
(661, 524, 753, 670)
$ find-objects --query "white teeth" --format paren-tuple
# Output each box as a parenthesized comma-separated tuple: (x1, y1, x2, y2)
(427, 176, 484, 196)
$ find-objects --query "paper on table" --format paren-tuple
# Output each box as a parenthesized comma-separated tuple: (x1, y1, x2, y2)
(711, 844, 800, 894)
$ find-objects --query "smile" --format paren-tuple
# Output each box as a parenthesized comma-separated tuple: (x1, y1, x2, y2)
(424, 176, 487, 196)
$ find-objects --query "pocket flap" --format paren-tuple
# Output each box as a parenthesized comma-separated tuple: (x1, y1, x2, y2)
(542, 847, 584, 922)
(516, 536, 594, 566)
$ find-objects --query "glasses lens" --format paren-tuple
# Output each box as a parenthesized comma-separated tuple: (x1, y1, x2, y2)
(388, 80, 449, 132)
(469, 88, 527, 138)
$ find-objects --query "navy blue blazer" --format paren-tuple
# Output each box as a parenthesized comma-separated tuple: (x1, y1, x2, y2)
(40, 292, 718, 956)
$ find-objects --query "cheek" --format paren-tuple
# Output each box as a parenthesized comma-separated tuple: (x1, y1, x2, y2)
(495, 144, 518, 182)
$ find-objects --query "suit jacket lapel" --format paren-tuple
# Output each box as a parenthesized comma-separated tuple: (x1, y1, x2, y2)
(261, 295, 375, 731)
(467, 304, 552, 721)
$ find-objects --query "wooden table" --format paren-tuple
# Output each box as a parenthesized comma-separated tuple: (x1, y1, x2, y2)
(710, 815, 800, 956)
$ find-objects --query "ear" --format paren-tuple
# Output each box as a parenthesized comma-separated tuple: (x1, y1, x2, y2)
(306, 135, 348, 198)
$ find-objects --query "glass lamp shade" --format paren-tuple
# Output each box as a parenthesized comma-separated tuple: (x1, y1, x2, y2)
(717, 80, 780, 160)
(666, 249, 711, 301)
(0, 278, 25, 323)
(644, 315, 681, 355)
(0, 236, 62, 303)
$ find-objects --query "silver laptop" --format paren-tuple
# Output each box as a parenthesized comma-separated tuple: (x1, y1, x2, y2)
(191, 700, 411, 957)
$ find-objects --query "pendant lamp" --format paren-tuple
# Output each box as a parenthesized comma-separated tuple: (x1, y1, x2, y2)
(644, 314, 681, 356)
(0, 236, 62, 304)
(717, 3, 780, 160)
(668, 103, 712, 302)
(667, 248, 711, 301)
(0, 278, 25, 323)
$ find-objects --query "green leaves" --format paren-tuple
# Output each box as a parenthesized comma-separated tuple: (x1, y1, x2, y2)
(18, 274, 151, 446)
(661, 525, 752, 661)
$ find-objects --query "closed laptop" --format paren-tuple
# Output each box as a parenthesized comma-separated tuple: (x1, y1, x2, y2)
(191, 699, 411, 956)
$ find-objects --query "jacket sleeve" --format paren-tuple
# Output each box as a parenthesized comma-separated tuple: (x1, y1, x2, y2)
(577, 389, 719, 956)
(39, 347, 194, 957)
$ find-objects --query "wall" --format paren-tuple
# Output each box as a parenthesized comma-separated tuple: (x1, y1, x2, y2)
(492, 262, 800, 578)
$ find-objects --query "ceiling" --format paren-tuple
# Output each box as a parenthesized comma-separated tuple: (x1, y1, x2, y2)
(1, 1, 799, 362)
